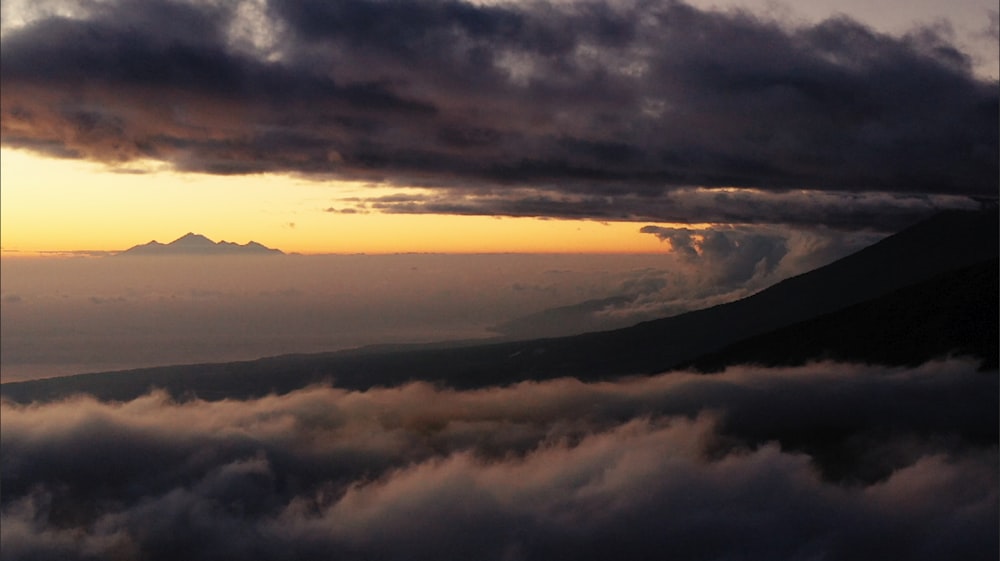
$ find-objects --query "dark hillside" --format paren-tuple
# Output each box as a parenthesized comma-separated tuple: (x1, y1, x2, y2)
(678, 258, 998, 372)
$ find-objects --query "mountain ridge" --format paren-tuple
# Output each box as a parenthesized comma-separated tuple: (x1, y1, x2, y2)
(120, 233, 283, 255)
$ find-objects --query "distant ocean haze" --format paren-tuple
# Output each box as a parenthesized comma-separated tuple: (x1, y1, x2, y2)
(0, 253, 671, 381)
(0, 225, 880, 381)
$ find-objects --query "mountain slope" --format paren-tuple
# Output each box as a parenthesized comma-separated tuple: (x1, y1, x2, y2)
(3, 210, 996, 403)
(677, 257, 998, 372)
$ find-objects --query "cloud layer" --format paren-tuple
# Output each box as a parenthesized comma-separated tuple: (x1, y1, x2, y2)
(3, 360, 996, 560)
(2, 0, 996, 227)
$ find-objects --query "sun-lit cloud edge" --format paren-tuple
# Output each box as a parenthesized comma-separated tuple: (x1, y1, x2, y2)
(1, 148, 725, 256)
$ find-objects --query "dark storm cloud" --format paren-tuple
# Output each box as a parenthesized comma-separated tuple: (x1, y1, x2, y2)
(361, 187, 981, 231)
(2, 360, 997, 560)
(1, 0, 995, 227)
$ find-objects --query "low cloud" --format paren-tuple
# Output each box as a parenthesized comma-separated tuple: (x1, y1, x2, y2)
(492, 223, 884, 336)
(2, 359, 996, 560)
(640, 225, 788, 283)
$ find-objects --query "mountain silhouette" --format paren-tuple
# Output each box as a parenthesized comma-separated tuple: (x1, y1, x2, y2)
(3, 210, 996, 403)
(120, 233, 283, 255)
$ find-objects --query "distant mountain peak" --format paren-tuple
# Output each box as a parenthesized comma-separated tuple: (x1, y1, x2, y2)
(170, 233, 216, 245)
(121, 234, 283, 256)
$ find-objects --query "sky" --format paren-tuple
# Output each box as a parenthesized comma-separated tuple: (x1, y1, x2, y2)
(1, 3, 998, 558)
(1, 0, 996, 254)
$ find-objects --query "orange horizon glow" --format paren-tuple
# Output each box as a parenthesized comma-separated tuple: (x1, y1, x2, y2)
(1, 148, 708, 255)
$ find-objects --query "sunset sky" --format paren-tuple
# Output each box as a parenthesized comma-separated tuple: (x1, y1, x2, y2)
(2, 4, 998, 556)
(1, 0, 996, 254)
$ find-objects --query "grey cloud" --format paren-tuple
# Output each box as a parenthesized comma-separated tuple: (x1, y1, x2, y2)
(272, 424, 995, 561)
(1, 360, 996, 560)
(1, 0, 995, 228)
(495, 223, 882, 336)
(641, 226, 700, 257)
(640, 224, 788, 284)
(360, 187, 982, 231)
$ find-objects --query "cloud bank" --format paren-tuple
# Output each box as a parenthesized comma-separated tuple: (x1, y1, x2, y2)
(3, 360, 996, 560)
(2, 0, 996, 228)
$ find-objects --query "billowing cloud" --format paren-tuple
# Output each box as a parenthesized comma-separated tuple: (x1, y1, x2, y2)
(491, 222, 883, 337)
(640, 225, 787, 282)
(2, 359, 996, 560)
(1, 0, 995, 228)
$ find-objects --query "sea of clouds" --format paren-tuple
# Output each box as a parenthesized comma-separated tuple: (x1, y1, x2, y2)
(2, 359, 995, 560)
